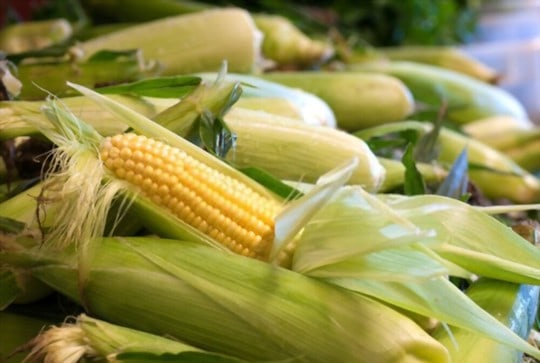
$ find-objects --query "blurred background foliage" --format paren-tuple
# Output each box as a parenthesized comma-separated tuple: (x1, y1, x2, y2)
(2, 0, 483, 46)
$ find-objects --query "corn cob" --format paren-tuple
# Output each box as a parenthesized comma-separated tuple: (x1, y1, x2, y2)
(100, 133, 282, 260)
(347, 60, 528, 124)
(222, 107, 385, 191)
(462, 118, 540, 172)
(73, 8, 264, 75)
(30, 82, 322, 264)
(260, 71, 415, 130)
(0, 235, 452, 363)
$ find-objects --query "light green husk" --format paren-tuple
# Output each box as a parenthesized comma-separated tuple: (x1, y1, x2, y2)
(290, 186, 540, 360)
(0, 19, 72, 54)
(73, 8, 264, 75)
(432, 279, 540, 363)
(0, 95, 174, 140)
(253, 13, 333, 68)
(0, 235, 451, 363)
(347, 60, 528, 124)
(260, 71, 415, 130)
(372, 46, 500, 83)
(223, 107, 385, 191)
(197, 72, 337, 127)
(24, 314, 232, 363)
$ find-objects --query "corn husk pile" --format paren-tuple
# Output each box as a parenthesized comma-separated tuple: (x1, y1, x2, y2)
(1, 2, 540, 363)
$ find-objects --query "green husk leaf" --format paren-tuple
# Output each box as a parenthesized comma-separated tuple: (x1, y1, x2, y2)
(304, 245, 447, 282)
(0, 269, 20, 310)
(436, 147, 469, 200)
(291, 186, 438, 274)
(0, 236, 451, 363)
(432, 279, 540, 362)
(325, 275, 540, 360)
(378, 194, 540, 283)
(0, 216, 26, 234)
(402, 142, 426, 195)
(272, 158, 358, 261)
(97, 75, 201, 98)
(115, 351, 259, 363)
(239, 167, 303, 200)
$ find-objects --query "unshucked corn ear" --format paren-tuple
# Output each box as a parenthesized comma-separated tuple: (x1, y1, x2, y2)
(197, 72, 337, 127)
(347, 61, 528, 124)
(253, 13, 333, 68)
(261, 70, 415, 131)
(0, 19, 72, 54)
(0, 235, 451, 363)
(73, 8, 264, 74)
(25, 314, 249, 363)
(0, 95, 174, 140)
(223, 107, 385, 191)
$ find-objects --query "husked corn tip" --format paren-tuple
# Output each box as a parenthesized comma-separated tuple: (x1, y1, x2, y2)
(100, 133, 282, 260)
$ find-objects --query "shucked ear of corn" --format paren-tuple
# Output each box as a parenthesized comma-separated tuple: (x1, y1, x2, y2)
(0, 235, 452, 363)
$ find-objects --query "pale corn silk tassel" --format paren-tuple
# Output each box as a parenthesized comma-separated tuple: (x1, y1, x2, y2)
(37, 98, 127, 250)
(23, 319, 92, 363)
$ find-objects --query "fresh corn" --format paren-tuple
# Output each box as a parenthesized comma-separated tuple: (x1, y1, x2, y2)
(0, 95, 174, 140)
(100, 133, 282, 260)
(0, 235, 452, 363)
(14, 51, 159, 100)
(253, 13, 333, 68)
(223, 107, 385, 191)
(347, 60, 528, 124)
(24, 314, 211, 363)
(0, 19, 73, 54)
(261, 70, 415, 130)
(73, 8, 264, 75)
(373, 46, 500, 83)
(197, 72, 337, 127)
